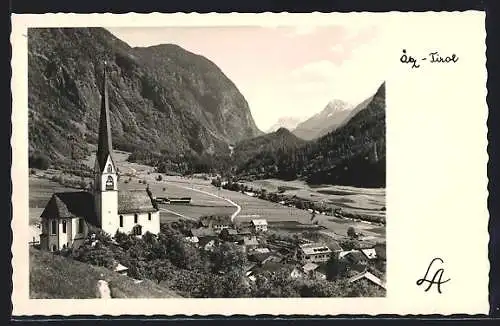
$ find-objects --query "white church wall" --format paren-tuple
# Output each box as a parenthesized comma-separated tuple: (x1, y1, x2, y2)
(117, 211, 160, 236)
(99, 191, 119, 237)
(71, 217, 88, 249)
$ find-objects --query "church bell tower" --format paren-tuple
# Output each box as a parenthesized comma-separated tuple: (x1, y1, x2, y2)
(94, 62, 119, 236)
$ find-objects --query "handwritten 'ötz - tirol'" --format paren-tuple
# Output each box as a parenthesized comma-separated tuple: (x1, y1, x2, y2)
(400, 49, 459, 69)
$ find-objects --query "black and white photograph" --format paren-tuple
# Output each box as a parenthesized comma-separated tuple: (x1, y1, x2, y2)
(11, 12, 489, 316)
(27, 24, 386, 299)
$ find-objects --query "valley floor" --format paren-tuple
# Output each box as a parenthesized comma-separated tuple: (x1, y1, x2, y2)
(28, 151, 386, 298)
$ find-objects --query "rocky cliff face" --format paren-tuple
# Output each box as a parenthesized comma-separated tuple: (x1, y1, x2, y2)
(28, 28, 261, 163)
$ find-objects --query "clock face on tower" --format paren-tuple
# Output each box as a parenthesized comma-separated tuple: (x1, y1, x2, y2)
(105, 175, 114, 190)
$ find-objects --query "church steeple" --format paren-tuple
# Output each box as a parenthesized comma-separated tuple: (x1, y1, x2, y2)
(96, 62, 113, 172)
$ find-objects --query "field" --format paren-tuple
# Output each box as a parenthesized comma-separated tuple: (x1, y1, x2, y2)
(30, 247, 180, 298)
(243, 179, 386, 219)
(29, 151, 386, 244)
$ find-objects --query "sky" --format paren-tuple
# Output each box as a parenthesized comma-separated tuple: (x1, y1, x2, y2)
(106, 25, 387, 131)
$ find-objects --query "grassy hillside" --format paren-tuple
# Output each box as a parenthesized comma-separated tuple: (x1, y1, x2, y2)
(29, 247, 181, 299)
(233, 127, 307, 174)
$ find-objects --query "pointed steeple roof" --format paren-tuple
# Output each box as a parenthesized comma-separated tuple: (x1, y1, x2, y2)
(96, 62, 114, 172)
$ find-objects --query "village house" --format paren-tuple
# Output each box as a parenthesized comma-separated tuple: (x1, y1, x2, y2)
(348, 271, 386, 290)
(114, 262, 129, 276)
(199, 215, 232, 233)
(302, 262, 328, 280)
(290, 266, 305, 279)
(250, 219, 268, 233)
(296, 242, 332, 264)
(327, 241, 343, 258)
(342, 250, 369, 266)
(39, 65, 160, 252)
(361, 248, 378, 260)
(241, 235, 259, 251)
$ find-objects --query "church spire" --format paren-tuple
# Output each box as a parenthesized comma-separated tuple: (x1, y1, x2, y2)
(96, 61, 113, 171)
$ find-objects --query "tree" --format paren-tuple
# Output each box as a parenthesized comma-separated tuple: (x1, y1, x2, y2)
(72, 240, 115, 268)
(210, 242, 247, 274)
(340, 238, 360, 251)
(150, 259, 171, 284)
(29, 153, 50, 170)
(347, 226, 357, 238)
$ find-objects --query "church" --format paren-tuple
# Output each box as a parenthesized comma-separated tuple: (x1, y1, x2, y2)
(39, 65, 160, 252)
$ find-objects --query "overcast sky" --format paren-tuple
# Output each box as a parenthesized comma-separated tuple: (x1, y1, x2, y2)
(107, 25, 386, 131)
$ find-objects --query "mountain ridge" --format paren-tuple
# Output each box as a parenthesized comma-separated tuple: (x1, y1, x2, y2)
(292, 99, 353, 140)
(28, 27, 262, 166)
(236, 82, 386, 187)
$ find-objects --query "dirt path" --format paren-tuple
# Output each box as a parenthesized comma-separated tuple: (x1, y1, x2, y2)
(176, 185, 241, 221)
(96, 280, 111, 299)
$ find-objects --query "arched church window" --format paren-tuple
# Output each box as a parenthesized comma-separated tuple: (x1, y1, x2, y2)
(78, 218, 84, 233)
(134, 214, 138, 224)
(119, 215, 123, 227)
(62, 220, 67, 234)
(105, 176, 114, 190)
(107, 164, 113, 174)
(51, 220, 57, 235)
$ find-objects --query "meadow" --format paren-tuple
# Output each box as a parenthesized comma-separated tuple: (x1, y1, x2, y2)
(29, 151, 386, 244)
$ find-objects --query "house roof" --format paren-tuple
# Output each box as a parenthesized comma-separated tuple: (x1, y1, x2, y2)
(302, 262, 319, 272)
(328, 241, 343, 251)
(251, 262, 287, 275)
(200, 215, 232, 227)
(40, 192, 98, 226)
(250, 252, 272, 263)
(299, 243, 332, 255)
(184, 236, 199, 243)
(345, 250, 367, 263)
(191, 227, 217, 238)
(114, 263, 129, 272)
(339, 250, 357, 259)
(243, 237, 259, 246)
(118, 190, 158, 214)
(348, 271, 386, 289)
(251, 219, 268, 226)
(361, 248, 378, 259)
(198, 236, 217, 248)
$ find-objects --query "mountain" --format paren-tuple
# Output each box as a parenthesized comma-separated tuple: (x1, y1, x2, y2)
(236, 82, 386, 187)
(233, 128, 307, 174)
(28, 28, 262, 166)
(266, 117, 304, 133)
(292, 99, 352, 140)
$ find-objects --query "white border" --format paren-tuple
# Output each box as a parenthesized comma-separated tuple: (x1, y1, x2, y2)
(11, 12, 488, 316)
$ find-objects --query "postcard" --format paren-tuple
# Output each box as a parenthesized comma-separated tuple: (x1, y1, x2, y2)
(11, 12, 488, 316)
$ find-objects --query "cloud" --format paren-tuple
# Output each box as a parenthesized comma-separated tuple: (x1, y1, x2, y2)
(290, 60, 338, 81)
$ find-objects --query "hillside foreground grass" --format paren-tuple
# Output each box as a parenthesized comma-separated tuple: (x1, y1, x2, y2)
(30, 247, 181, 299)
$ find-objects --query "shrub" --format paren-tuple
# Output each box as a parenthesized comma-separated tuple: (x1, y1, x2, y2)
(29, 153, 50, 170)
(347, 226, 357, 238)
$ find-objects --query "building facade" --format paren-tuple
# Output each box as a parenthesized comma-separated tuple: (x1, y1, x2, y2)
(251, 219, 268, 232)
(39, 64, 160, 251)
(296, 242, 333, 264)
